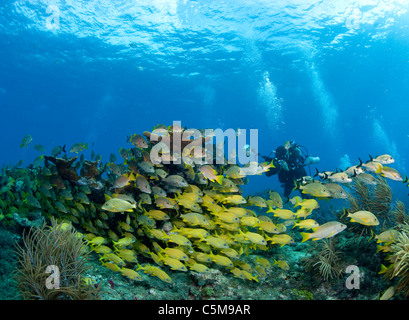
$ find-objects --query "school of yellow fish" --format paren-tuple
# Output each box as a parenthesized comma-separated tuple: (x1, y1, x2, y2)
(10, 126, 407, 286)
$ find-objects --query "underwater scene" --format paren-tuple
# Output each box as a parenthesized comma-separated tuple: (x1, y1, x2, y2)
(1, 0, 409, 305)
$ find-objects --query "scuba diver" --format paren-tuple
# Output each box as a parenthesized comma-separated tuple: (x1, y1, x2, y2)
(261, 141, 320, 199)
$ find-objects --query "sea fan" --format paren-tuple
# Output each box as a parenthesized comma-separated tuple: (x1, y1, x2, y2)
(13, 218, 100, 300)
(304, 239, 344, 282)
(383, 224, 409, 297)
(340, 176, 393, 240)
(390, 201, 409, 226)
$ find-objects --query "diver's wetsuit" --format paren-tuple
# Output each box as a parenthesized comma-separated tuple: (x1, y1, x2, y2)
(264, 144, 307, 198)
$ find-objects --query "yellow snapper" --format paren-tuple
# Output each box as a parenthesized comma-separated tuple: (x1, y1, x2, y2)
(116, 249, 138, 263)
(380, 286, 395, 300)
(220, 194, 246, 205)
(347, 210, 379, 226)
(192, 252, 212, 263)
(75, 192, 90, 205)
(355, 173, 378, 185)
(240, 217, 260, 227)
(247, 196, 267, 207)
(199, 165, 223, 184)
(267, 208, 296, 220)
(114, 193, 137, 204)
(87, 236, 107, 246)
(238, 230, 267, 246)
(161, 247, 189, 261)
(137, 214, 156, 228)
(166, 233, 192, 246)
(208, 251, 234, 268)
(155, 196, 178, 209)
(137, 264, 172, 283)
(102, 198, 136, 213)
(20, 134, 33, 148)
(138, 161, 155, 173)
(257, 221, 278, 234)
(185, 184, 203, 195)
(69, 142, 88, 153)
(181, 212, 210, 226)
(324, 183, 348, 199)
(296, 182, 331, 198)
(158, 253, 188, 272)
(268, 190, 283, 208)
(361, 160, 383, 174)
(135, 174, 152, 193)
(240, 270, 259, 282)
(187, 262, 210, 273)
(100, 253, 126, 266)
(273, 259, 289, 270)
(93, 245, 113, 255)
(145, 209, 170, 221)
(224, 165, 246, 179)
(138, 193, 151, 205)
(129, 133, 149, 148)
(292, 219, 319, 230)
(223, 207, 248, 218)
(255, 257, 271, 269)
(255, 266, 266, 278)
(220, 248, 240, 260)
(375, 229, 400, 244)
(177, 191, 202, 203)
(201, 236, 229, 249)
(177, 198, 203, 212)
(300, 221, 346, 242)
(152, 186, 167, 197)
(293, 198, 319, 211)
(371, 154, 395, 165)
(162, 175, 189, 187)
(113, 172, 136, 188)
(344, 165, 364, 177)
(266, 234, 294, 246)
(230, 267, 246, 280)
(380, 166, 403, 181)
(213, 210, 239, 224)
(325, 172, 352, 183)
(212, 178, 239, 193)
(113, 236, 136, 247)
(178, 227, 209, 239)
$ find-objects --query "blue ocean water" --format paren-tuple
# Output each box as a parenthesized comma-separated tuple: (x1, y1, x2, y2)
(1, 0, 408, 201)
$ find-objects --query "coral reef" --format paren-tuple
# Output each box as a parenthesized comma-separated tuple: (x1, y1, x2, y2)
(0, 125, 407, 300)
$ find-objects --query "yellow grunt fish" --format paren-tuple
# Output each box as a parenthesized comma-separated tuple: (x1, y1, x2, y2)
(102, 198, 136, 213)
